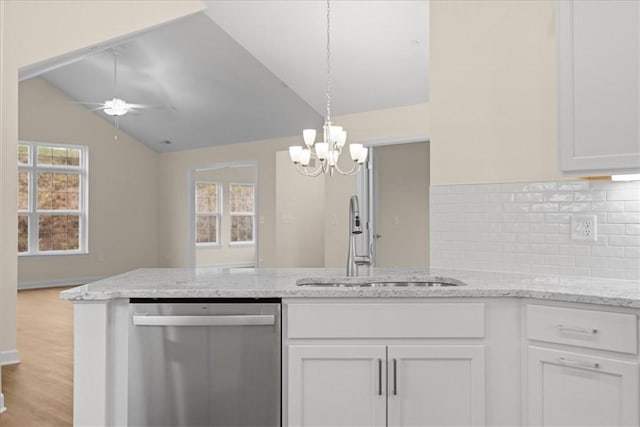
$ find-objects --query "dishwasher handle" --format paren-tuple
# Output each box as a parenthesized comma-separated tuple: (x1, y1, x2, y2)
(132, 314, 275, 327)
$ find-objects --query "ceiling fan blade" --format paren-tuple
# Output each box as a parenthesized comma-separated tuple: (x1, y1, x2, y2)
(73, 101, 106, 106)
(89, 106, 108, 112)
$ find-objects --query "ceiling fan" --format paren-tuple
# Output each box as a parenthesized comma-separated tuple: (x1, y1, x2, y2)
(75, 49, 152, 138)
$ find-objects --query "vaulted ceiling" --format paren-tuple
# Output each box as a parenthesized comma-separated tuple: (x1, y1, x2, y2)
(36, 1, 429, 153)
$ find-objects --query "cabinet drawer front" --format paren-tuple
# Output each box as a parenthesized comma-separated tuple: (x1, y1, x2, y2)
(287, 303, 484, 339)
(526, 304, 638, 354)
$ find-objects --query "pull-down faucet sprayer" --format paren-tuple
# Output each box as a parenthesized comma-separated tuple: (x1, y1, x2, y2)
(347, 195, 371, 276)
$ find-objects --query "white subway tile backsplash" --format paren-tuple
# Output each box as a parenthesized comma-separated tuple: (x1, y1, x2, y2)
(608, 212, 640, 224)
(431, 180, 640, 280)
(625, 201, 640, 212)
(608, 235, 640, 247)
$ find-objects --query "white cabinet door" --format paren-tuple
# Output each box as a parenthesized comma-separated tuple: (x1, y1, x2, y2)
(288, 345, 387, 427)
(527, 346, 639, 426)
(387, 345, 486, 427)
(558, 0, 640, 174)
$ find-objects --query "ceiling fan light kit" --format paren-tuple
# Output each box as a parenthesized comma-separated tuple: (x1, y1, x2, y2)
(103, 97, 129, 117)
(288, 0, 368, 177)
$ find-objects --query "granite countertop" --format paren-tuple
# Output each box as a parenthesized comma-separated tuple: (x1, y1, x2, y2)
(60, 267, 640, 308)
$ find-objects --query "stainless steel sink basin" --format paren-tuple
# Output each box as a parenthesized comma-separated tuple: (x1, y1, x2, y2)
(296, 277, 467, 288)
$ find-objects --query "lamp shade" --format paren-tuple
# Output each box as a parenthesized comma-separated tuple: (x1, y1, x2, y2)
(300, 148, 311, 166)
(303, 129, 317, 147)
(315, 142, 329, 160)
(289, 146, 303, 163)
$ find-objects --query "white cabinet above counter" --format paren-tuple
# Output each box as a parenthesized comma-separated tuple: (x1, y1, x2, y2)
(557, 0, 640, 175)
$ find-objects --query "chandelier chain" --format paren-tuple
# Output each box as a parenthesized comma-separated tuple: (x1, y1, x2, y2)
(326, 0, 331, 122)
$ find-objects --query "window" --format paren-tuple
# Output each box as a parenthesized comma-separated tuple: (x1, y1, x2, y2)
(195, 182, 220, 245)
(229, 183, 255, 243)
(18, 142, 88, 255)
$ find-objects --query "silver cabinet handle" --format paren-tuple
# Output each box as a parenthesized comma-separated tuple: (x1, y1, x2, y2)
(378, 359, 383, 396)
(132, 314, 275, 327)
(556, 323, 598, 335)
(557, 357, 600, 369)
(392, 358, 397, 396)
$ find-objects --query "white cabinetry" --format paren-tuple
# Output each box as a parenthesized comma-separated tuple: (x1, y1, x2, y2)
(557, 0, 640, 175)
(288, 345, 387, 427)
(525, 303, 640, 426)
(387, 345, 485, 427)
(285, 301, 487, 427)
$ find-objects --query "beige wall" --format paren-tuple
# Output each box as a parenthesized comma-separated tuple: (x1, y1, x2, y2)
(376, 142, 430, 267)
(430, 0, 559, 185)
(157, 103, 430, 269)
(18, 78, 160, 287)
(0, 0, 204, 389)
(275, 151, 325, 267)
(195, 166, 256, 267)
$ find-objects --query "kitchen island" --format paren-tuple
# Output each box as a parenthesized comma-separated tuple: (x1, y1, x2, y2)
(61, 267, 640, 426)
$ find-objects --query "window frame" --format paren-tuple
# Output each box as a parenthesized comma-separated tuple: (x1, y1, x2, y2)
(18, 141, 89, 256)
(229, 182, 256, 245)
(195, 181, 221, 247)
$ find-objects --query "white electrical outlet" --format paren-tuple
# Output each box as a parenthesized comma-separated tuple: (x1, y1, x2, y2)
(571, 214, 597, 242)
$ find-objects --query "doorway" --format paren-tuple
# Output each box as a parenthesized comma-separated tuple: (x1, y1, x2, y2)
(358, 141, 430, 268)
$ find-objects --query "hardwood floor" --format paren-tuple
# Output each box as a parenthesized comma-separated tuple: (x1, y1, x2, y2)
(0, 286, 74, 426)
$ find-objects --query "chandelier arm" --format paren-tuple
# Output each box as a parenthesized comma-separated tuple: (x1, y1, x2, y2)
(333, 162, 361, 176)
(296, 163, 324, 177)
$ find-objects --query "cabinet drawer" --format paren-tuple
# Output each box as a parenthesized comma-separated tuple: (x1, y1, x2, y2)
(526, 304, 638, 354)
(287, 303, 484, 339)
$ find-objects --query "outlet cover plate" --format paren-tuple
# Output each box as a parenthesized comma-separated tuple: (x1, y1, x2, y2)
(571, 214, 597, 242)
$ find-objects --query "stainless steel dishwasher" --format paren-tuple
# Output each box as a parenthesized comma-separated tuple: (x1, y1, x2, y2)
(128, 298, 281, 427)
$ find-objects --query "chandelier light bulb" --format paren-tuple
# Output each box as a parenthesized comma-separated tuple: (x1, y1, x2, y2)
(303, 129, 317, 147)
(289, 146, 303, 164)
(315, 142, 329, 160)
(300, 149, 312, 166)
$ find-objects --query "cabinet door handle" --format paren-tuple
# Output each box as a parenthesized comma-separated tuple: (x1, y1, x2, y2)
(377, 359, 383, 396)
(557, 357, 600, 369)
(556, 323, 598, 335)
(392, 358, 397, 395)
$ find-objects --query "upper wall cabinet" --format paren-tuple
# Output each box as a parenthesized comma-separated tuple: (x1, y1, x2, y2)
(558, 0, 640, 175)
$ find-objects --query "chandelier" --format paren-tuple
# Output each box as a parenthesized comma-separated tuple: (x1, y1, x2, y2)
(288, 0, 368, 177)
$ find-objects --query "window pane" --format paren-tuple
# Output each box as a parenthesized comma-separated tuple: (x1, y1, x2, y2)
(18, 145, 30, 165)
(231, 215, 253, 242)
(18, 172, 29, 211)
(37, 146, 81, 167)
(196, 215, 217, 243)
(37, 172, 80, 210)
(38, 215, 79, 251)
(196, 183, 218, 213)
(230, 184, 254, 213)
(18, 215, 28, 253)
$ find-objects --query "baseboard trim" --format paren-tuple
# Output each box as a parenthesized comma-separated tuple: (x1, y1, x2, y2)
(18, 275, 106, 290)
(0, 392, 6, 414)
(1, 349, 20, 366)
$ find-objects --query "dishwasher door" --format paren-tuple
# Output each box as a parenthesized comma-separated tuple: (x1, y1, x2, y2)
(128, 300, 281, 427)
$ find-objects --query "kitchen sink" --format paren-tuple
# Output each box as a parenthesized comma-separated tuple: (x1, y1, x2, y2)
(296, 277, 467, 288)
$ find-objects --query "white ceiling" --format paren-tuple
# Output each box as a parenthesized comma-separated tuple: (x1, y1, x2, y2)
(38, 1, 429, 153)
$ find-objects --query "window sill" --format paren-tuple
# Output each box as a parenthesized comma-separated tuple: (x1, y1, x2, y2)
(196, 243, 221, 248)
(19, 250, 89, 257)
(229, 242, 255, 247)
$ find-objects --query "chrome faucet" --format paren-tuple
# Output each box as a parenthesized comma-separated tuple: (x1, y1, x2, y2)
(347, 195, 371, 277)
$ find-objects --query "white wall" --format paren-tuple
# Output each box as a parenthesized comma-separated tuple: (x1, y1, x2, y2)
(430, 0, 559, 185)
(0, 0, 204, 392)
(195, 166, 256, 267)
(18, 78, 160, 287)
